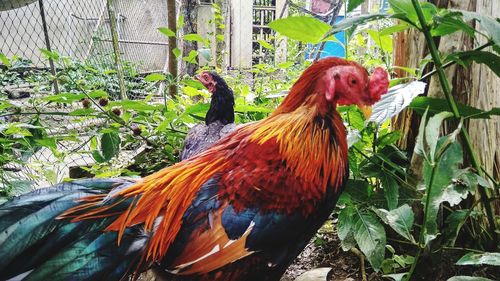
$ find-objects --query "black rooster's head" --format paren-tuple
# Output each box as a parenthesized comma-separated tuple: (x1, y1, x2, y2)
(194, 71, 235, 125)
(195, 71, 231, 95)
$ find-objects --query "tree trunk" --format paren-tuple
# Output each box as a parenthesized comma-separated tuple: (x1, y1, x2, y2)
(392, 0, 499, 183)
(180, 0, 198, 76)
(167, 0, 178, 97)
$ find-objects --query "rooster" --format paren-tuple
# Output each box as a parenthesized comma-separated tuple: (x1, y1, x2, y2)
(0, 58, 389, 281)
(181, 71, 236, 160)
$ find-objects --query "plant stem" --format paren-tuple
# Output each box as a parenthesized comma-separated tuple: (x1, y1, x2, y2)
(410, 0, 496, 250)
(441, 246, 485, 254)
(351, 247, 367, 281)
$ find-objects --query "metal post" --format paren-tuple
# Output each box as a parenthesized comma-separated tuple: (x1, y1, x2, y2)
(106, 0, 127, 100)
(38, 0, 60, 94)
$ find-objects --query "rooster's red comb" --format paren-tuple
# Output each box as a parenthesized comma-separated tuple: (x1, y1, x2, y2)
(368, 67, 389, 104)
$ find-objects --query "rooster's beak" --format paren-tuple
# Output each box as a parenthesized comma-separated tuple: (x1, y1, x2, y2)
(359, 105, 372, 120)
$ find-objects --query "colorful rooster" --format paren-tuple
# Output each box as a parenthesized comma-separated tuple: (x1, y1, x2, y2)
(0, 58, 389, 281)
(181, 71, 236, 160)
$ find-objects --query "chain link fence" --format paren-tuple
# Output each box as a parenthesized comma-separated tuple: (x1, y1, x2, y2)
(1, 0, 169, 189)
(1, 0, 168, 71)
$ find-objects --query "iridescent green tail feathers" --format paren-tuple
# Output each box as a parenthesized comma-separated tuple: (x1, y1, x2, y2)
(0, 178, 148, 281)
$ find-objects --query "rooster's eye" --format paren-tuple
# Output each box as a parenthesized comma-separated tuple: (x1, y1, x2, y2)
(351, 79, 357, 85)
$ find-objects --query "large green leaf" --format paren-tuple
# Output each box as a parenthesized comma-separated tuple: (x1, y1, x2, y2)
(431, 12, 476, 37)
(380, 172, 399, 210)
(352, 210, 386, 271)
(376, 204, 415, 243)
(459, 11, 500, 47)
(422, 140, 463, 244)
(268, 16, 332, 44)
(448, 50, 500, 77)
(456, 252, 500, 266)
(100, 131, 121, 161)
(409, 97, 500, 119)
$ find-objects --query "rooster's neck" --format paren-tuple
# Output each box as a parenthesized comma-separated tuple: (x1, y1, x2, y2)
(247, 105, 349, 201)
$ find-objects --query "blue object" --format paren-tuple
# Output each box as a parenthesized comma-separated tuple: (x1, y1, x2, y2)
(380, 0, 390, 12)
(306, 16, 346, 59)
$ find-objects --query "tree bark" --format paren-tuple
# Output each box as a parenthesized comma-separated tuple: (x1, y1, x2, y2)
(180, 0, 198, 76)
(392, 0, 499, 183)
(167, 0, 178, 97)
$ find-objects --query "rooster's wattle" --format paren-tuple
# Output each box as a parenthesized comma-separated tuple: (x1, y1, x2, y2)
(0, 58, 389, 281)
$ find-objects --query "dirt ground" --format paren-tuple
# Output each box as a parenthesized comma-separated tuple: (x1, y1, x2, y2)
(281, 230, 370, 281)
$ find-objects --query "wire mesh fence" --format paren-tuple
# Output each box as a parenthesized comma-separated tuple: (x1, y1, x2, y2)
(1, 0, 168, 71)
(0, 0, 169, 189)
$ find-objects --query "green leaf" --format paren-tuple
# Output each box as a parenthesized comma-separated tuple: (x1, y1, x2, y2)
(34, 138, 57, 150)
(443, 209, 468, 246)
(380, 23, 411, 36)
(92, 150, 105, 163)
(343, 179, 371, 203)
(456, 252, 500, 266)
(422, 141, 463, 244)
(377, 205, 415, 242)
(447, 277, 495, 281)
(459, 11, 500, 47)
(367, 29, 393, 53)
(425, 111, 453, 161)
(431, 13, 475, 37)
(388, 0, 418, 25)
(257, 39, 274, 50)
(268, 16, 332, 44)
(182, 86, 204, 97)
(100, 131, 120, 161)
(409, 97, 500, 119)
(0, 53, 11, 67)
(338, 206, 355, 248)
(0, 101, 14, 111)
(145, 73, 167, 82)
(172, 48, 181, 59)
(331, 13, 390, 34)
(448, 50, 500, 77)
(380, 173, 399, 210)
(109, 100, 157, 111)
(158, 27, 176, 37)
(183, 33, 205, 42)
(352, 210, 386, 271)
(40, 49, 60, 60)
(183, 50, 199, 63)
(347, 0, 364, 13)
(380, 172, 399, 210)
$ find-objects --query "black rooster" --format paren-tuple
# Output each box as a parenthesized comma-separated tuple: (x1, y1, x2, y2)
(180, 71, 236, 160)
